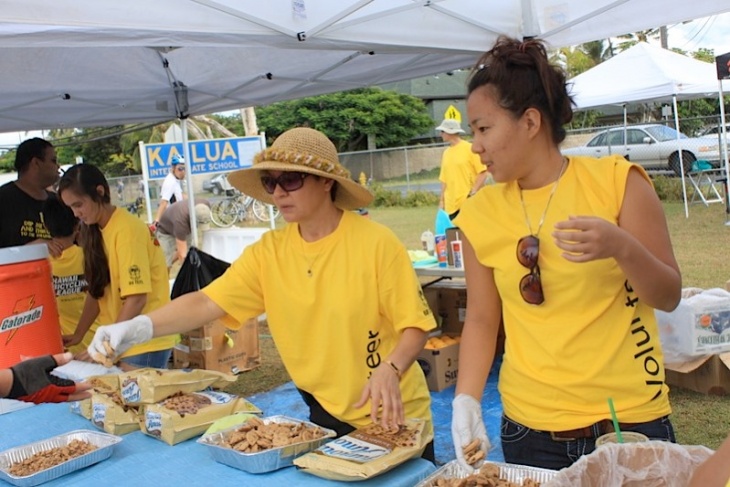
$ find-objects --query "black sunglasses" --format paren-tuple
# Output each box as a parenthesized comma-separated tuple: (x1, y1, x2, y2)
(260, 172, 309, 194)
(516, 235, 544, 305)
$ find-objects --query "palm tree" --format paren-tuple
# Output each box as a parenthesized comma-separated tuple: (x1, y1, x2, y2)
(615, 28, 661, 52)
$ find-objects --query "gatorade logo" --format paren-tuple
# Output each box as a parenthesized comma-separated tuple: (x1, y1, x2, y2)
(1, 296, 43, 344)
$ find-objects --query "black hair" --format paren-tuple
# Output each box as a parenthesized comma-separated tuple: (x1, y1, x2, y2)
(14, 138, 53, 173)
(41, 195, 78, 238)
(467, 36, 574, 144)
(57, 164, 111, 299)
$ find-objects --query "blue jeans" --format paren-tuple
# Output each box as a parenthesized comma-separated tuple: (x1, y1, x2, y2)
(120, 349, 172, 369)
(501, 414, 676, 470)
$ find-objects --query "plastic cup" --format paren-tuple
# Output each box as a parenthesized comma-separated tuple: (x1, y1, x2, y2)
(595, 431, 648, 447)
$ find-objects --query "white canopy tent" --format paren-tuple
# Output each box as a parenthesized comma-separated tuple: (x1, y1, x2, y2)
(570, 42, 730, 109)
(569, 42, 730, 217)
(2, 1, 730, 236)
(2, 1, 730, 133)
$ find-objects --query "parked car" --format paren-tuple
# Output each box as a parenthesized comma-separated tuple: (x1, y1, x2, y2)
(561, 124, 724, 175)
(202, 173, 236, 196)
(699, 124, 730, 137)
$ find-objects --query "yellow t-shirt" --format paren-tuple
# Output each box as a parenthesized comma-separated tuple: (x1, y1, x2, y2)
(439, 139, 486, 214)
(99, 208, 178, 358)
(455, 155, 671, 431)
(50, 245, 96, 354)
(203, 210, 436, 430)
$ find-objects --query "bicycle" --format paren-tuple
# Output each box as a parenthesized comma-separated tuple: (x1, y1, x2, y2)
(210, 192, 281, 227)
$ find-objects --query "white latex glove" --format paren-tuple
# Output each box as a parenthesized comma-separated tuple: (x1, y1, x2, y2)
(452, 393, 491, 471)
(87, 315, 154, 361)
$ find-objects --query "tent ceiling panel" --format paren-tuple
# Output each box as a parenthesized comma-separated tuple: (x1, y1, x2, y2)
(1, 1, 729, 132)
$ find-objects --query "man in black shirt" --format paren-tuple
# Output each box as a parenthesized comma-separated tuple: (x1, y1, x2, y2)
(0, 138, 61, 254)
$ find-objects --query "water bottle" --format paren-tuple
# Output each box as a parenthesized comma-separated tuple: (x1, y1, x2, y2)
(421, 229, 435, 255)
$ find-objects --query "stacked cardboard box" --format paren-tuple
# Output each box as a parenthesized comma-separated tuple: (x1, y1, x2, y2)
(173, 317, 261, 375)
(417, 280, 505, 392)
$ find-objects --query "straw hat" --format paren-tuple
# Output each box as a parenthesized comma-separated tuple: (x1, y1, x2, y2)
(227, 127, 373, 210)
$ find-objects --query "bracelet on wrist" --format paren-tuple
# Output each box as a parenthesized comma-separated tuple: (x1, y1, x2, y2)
(385, 360, 402, 379)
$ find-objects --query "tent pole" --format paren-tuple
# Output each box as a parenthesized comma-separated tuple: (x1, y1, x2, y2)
(139, 140, 154, 223)
(181, 119, 199, 248)
(719, 80, 730, 225)
(673, 95, 689, 218)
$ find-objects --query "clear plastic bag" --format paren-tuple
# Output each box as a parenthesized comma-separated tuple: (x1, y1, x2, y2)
(545, 442, 713, 487)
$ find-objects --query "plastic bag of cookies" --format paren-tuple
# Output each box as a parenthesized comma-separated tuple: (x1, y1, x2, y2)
(293, 418, 431, 481)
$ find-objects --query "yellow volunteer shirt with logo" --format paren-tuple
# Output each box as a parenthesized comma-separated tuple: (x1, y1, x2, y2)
(439, 139, 486, 215)
(455, 155, 671, 431)
(203, 210, 436, 431)
(50, 245, 97, 354)
(99, 208, 178, 358)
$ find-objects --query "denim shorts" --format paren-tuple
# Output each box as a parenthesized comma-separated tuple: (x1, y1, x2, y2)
(119, 348, 172, 369)
(501, 414, 676, 470)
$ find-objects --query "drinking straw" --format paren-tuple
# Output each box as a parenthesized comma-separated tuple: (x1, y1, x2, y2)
(607, 397, 624, 443)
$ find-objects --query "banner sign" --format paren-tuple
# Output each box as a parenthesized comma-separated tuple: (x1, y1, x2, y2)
(142, 136, 264, 180)
(716, 51, 730, 80)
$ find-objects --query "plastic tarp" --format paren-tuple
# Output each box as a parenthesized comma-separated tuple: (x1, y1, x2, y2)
(1, 1, 730, 133)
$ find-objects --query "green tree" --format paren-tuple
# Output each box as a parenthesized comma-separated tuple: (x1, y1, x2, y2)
(615, 29, 660, 52)
(252, 88, 434, 151)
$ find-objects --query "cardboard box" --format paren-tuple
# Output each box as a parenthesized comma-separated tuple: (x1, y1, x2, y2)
(420, 281, 505, 356)
(665, 353, 730, 395)
(417, 338, 459, 392)
(422, 286, 442, 328)
(426, 281, 467, 335)
(173, 318, 260, 375)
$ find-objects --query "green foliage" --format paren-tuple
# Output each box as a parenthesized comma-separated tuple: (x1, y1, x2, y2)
(0, 149, 15, 172)
(651, 175, 684, 201)
(691, 47, 715, 63)
(403, 190, 439, 207)
(677, 98, 720, 136)
(370, 182, 403, 207)
(370, 182, 439, 208)
(567, 110, 601, 129)
(254, 87, 434, 151)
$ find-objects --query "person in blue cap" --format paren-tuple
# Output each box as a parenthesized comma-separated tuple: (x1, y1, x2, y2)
(152, 154, 186, 228)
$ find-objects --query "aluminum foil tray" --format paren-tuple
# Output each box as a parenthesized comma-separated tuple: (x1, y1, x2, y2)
(197, 415, 336, 474)
(417, 459, 557, 486)
(0, 430, 122, 487)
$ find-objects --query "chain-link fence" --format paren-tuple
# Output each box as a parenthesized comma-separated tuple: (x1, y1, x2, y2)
(336, 114, 729, 192)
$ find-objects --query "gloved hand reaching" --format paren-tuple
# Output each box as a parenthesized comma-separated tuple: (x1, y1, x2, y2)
(452, 393, 491, 471)
(6, 352, 91, 403)
(87, 315, 154, 363)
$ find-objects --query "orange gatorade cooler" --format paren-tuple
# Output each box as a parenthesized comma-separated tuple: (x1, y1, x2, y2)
(0, 245, 63, 368)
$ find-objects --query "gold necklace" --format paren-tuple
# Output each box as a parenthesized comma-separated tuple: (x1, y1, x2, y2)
(303, 252, 322, 278)
(299, 237, 323, 278)
(519, 157, 568, 236)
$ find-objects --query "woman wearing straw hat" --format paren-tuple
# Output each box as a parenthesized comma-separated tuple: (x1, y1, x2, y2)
(87, 127, 437, 460)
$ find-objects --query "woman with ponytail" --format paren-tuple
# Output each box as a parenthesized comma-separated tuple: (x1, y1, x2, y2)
(451, 36, 681, 470)
(58, 164, 177, 369)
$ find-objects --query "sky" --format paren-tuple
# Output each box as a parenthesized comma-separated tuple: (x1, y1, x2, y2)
(661, 12, 730, 56)
(2, 12, 729, 151)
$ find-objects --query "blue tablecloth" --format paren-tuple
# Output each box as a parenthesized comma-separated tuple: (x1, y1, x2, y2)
(247, 357, 506, 466)
(0, 404, 435, 486)
(0, 358, 504, 485)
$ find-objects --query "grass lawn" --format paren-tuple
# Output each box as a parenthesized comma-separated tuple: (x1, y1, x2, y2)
(226, 200, 730, 450)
